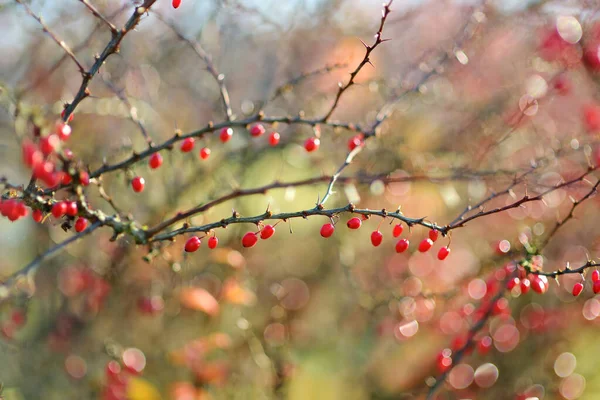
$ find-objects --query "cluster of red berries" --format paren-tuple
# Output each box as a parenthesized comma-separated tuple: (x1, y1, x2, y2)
(184, 235, 219, 252)
(21, 121, 74, 187)
(248, 123, 320, 152)
(435, 335, 493, 373)
(506, 267, 550, 296)
(0, 199, 29, 222)
(0, 309, 26, 340)
(241, 224, 275, 248)
(320, 218, 451, 260)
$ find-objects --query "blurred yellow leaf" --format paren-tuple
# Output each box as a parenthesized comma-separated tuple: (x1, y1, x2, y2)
(127, 377, 163, 400)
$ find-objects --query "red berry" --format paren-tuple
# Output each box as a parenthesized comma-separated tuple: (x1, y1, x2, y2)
(370, 230, 383, 247)
(149, 153, 163, 169)
(530, 276, 547, 294)
(594, 280, 600, 294)
(477, 336, 493, 355)
(242, 232, 258, 248)
(428, 229, 439, 242)
(184, 236, 201, 252)
(392, 224, 403, 237)
(75, 217, 88, 232)
(61, 172, 72, 185)
(79, 171, 90, 186)
(395, 238, 409, 253)
(220, 127, 233, 143)
(180, 137, 195, 152)
(32, 209, 43, 223)
(57, 123, 72, 141)
(208, 236, 218, 249)
(40, 134, 59, 155)
(418, 238, 433, 252)
(249, 124, 265, 137)
(347, 135, 363, 151)
(320, 223, 335, 238)
(507, 277, 520, 290)
(592, 270, 600, 283)
(131, 176, 145, 193)
(199, 147, 211, 160)
(437, 246, 450, 260)
(22, 141, 43, 168)
(260, 224, 275, 239)
(304, 137, 320, 152)
(520, 278, 531, 294)
(52, 202, 67, 218)
(347, 217, 362, 230)
(172, 0, 181, 8)
(66, 201, 78, 217)
(269, 132, 280, 146)
(572, 282, 584, 297)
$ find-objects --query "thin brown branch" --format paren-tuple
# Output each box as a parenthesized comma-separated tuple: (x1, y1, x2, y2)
(0, 221, 101, 298)
(15, 0, 87, 74)
(61, 0, 158, 122)
(320, 1, 393, 122)
(78, 0, 118, 33)
(153, 11, 233, 122)
(268, 63, 349, 103)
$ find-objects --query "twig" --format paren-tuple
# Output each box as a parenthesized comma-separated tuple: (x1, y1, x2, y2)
(78, 0, 118, 33)
(153, 11, 233, 122)
(268, 63, 349, 103)
(61, 0, 158, 122)
(14, 0, 87, 74)
(0, 222, 101, 296)
(320, 1, 393, 122)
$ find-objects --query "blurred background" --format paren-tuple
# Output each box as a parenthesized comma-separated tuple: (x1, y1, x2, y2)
(1, 0, 600, 399)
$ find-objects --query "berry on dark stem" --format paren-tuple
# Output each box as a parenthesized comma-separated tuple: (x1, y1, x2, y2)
(75, 217, 88, 232)
(428, 229, 439, 242)
(572, 282, 584, 297)
(242, 232, 258, 248)
(208, 236, 218, 249)
(269, 132, 280, 146)
(304, 137, 320, 152)
(220, 127, 233, 143)
(131, 176, 145, 193)
(260, 225, 275, 239)
(320, 223, 335, 238)
(347, 217, 362, 229)
(199, 147, 211, 160)
(418, 238, 433, 252)
(52, 202, 68, 218)
(66, 202, 78, 217)
(370, 230, 383, 247)
(149, 153, 163, 169)
(437, 246, 450, 260)
(32, 209, 44, 223)
(392, 224, 403, 237)
(249, 124, 265, 137)
(395, 238, 409, 253)
(180, 137, 195, 152)
(184, 236, 201, 252)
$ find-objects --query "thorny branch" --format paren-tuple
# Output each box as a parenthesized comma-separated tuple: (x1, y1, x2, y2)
(320, 0, 393, 122)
